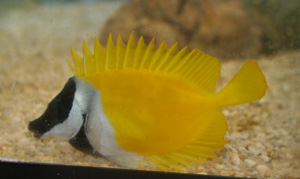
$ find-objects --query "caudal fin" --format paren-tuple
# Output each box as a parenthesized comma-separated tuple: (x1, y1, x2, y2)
(215, 61, 268, 107)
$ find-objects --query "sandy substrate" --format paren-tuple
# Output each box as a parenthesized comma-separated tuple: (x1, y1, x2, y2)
(0, 2, 299, 178)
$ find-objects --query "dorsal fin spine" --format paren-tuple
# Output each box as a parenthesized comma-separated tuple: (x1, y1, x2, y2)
(133, 36, 146, 69)
(71, 47, 84, 77)
(156, 43, 179, 71)
(94, 37, 106, 72)
(67, 59, 76, 75)
(83, 40, 95, 76)
(164, 46, 188, 72)
(71, 34, 221, 93)
(140, 39, 155, 69)
(123, 34, 136, 69)
(116, 35, 126, 70)
(106, 33, 116, 70)
(169, 47, 193, 73)
(83, 40, 88, 75)
(149, 41, 166, 70)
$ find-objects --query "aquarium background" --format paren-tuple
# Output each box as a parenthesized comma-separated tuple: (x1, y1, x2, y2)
(0, 0, 299, 178)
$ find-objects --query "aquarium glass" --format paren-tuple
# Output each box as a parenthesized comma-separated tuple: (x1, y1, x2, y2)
(0, 0, 299, 178)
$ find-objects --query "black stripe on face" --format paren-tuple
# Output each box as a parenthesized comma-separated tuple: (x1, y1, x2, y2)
(28, 77, 76, 138)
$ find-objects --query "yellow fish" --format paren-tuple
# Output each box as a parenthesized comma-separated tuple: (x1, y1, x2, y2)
(29, 34, 268, 170)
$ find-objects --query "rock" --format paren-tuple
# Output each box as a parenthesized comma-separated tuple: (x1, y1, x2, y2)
(256, 165, 269, 177)
(100, 0, 263, 59)
(235, 172, 245, 177)
(241, 133, 249, 140)
(214, 164, 224, 170)
(220, 171, 235, 176)
(262, 155, 271, 163)
(255, 142, 263, 149)
(238, 146, 246, 153)
(209, 168, 219, 175)
(231, 153, 241, 166)
(225, 144, 238, 153)
(244, 159, 256, 168)
(248, 146, 260, 156)
(196, 165, 205, 171)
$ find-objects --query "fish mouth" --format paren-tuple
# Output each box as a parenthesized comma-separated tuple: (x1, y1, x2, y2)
(28, 119, 44, 138)
(33, 131, 43, 138)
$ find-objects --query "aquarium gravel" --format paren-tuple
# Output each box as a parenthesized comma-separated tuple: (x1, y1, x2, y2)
(0, 2, 299, 179)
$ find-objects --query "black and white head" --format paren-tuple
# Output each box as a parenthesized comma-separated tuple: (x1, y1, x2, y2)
(28, 77, 96, 154)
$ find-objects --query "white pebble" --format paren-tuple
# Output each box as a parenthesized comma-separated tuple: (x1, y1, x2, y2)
(225, 144, 237, 153)
(256, 165, 269, 177)
(231, 153, 241, 165)
(209, 168, 219, 175)
(248, 146, 260, 156)
(238, 146, 246, 153)
(235, 172, 245, 177)
(11, 117, 21, 122)
(215, 164, 224, 170)
(262, 155, 270, 162)
(244, 159, 256, 168)
(241, 133, 249, 140)
(255, 142, 263, 149)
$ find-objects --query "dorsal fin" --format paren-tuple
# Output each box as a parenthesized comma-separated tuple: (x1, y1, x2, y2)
(68, 34, 221, 92)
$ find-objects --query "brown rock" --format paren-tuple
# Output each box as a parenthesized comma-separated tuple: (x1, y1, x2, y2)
(189, 0, 262, 58)
(99, 0, 263, 59)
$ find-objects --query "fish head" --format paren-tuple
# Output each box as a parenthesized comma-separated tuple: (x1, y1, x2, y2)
(28, 77, 85, 140)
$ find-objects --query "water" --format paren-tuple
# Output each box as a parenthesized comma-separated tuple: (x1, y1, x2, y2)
(0, 0, 299, 178)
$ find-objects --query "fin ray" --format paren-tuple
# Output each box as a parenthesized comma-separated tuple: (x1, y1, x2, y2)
(116, 35, 126, 70)
(149, 41, 167, 70)
(106, 33, 116, 70)
(133, 36, 146, 68)
(157, 42, 179, 71)
(71, 47, 84, 77)
(83, 40, 96, 76)
(140, 39, 156, 69)
(124, 34, 136, 69)
(71, 34, 222, 92)
(215, 61, 268, 107)
(94, 37, 106, 72)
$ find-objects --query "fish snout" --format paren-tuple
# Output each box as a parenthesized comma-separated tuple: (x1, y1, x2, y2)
(28, 117, 48, 138)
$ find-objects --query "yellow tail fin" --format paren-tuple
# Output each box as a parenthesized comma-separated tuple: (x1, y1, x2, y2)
(215, 61, 268, 107)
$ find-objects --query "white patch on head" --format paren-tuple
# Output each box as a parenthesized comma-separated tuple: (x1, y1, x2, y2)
(42, 103, 83, 140)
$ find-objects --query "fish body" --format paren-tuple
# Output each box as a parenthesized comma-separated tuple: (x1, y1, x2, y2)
(29, 34, 268, 170)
